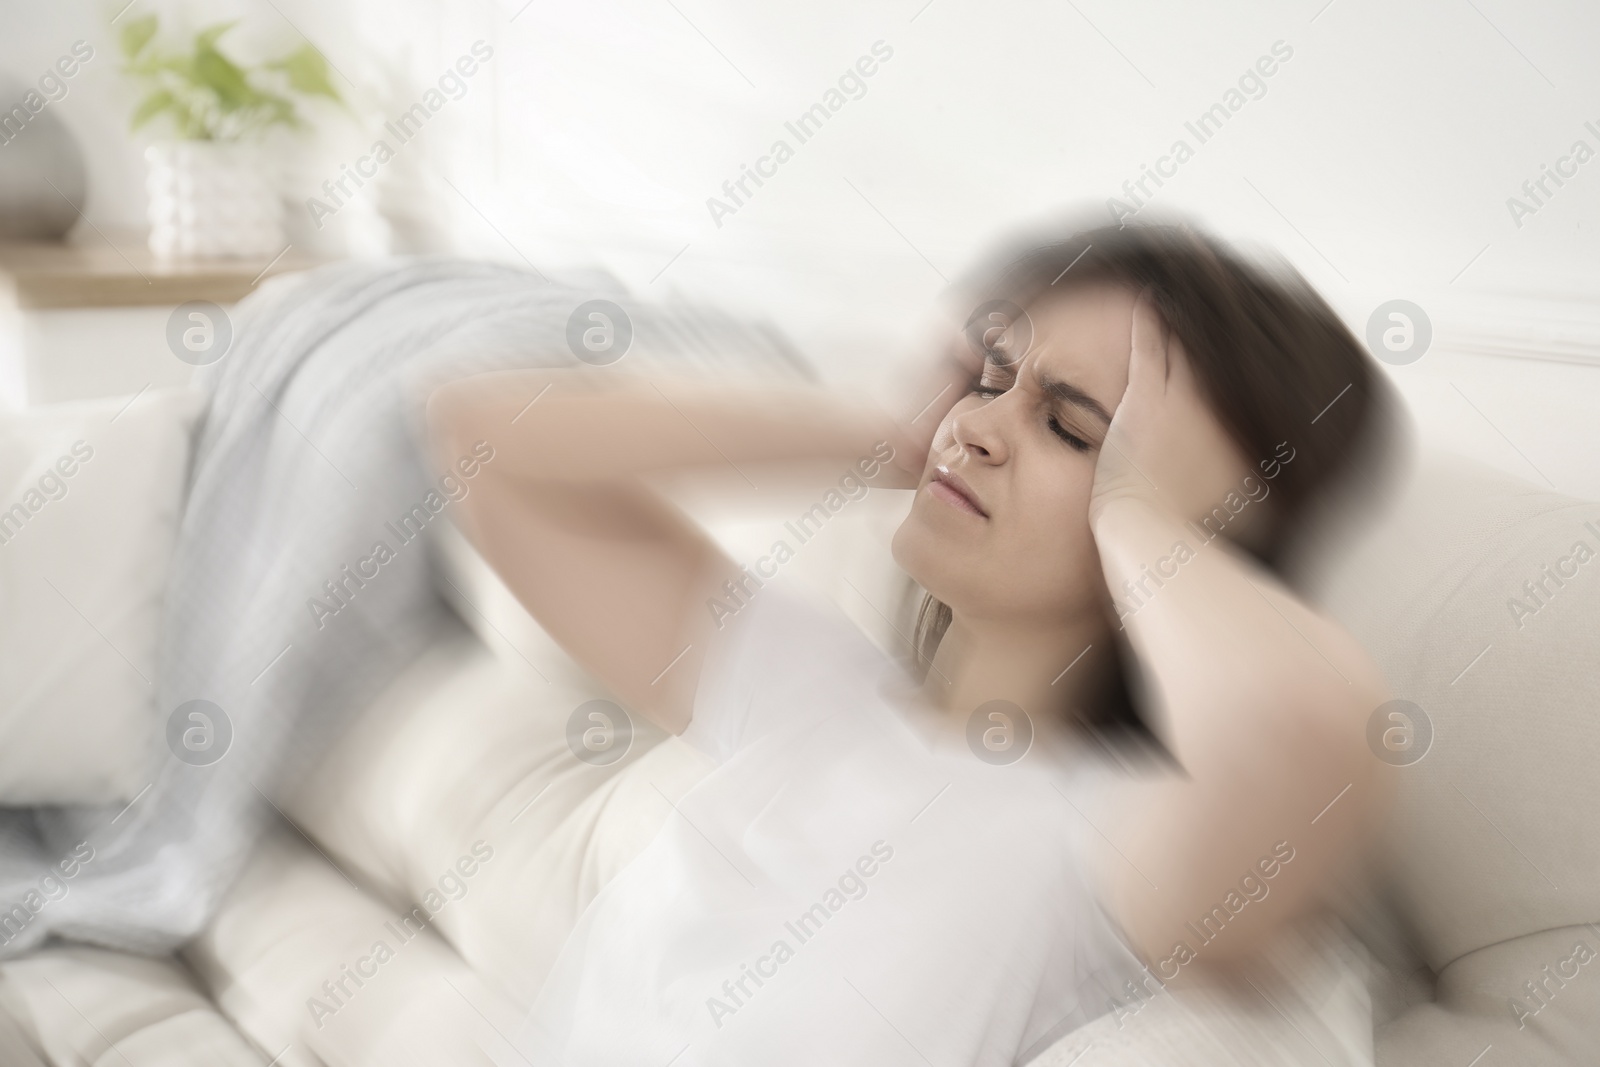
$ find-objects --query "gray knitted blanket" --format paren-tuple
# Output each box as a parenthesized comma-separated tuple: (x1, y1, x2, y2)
(0, 257, 813, 958)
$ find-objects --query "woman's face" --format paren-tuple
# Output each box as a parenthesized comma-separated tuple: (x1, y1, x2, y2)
(891, 282, 1139, 627)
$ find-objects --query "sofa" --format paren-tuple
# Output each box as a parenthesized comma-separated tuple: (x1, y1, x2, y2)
(0, 352, 1596, 1066)
(1036, 442, 1600, 1065)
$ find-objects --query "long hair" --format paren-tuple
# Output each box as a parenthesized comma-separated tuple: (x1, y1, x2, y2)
(908, 215, 1400, 745)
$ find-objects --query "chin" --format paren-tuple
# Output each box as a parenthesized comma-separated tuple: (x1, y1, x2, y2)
(889, 516, 916, 576)
(890, 512, 963, 607)
(897, 511, 1105, 626)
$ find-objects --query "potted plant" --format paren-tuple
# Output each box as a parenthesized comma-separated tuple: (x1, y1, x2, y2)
(118, 15, 342, 259)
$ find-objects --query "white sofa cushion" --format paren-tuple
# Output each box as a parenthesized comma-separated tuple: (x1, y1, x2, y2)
(183, 823, 526, 1067)
(0, 942, 265, 1066)
(277, 613, 715, 1010)
(1304, 448, 1600, 1062)
(0, 387, 206, 805)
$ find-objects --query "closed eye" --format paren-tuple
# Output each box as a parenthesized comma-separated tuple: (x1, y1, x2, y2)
(975, 350, 1017, 395)
(1048, 415, 1092, 453)
(973, 383, 1009, 403)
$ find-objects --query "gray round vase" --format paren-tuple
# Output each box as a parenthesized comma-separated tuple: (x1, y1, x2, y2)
(0, 76, 89, 240)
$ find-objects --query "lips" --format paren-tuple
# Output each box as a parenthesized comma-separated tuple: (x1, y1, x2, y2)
(930, 467, 988, 518)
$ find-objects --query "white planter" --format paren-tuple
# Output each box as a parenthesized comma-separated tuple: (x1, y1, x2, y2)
(144, 142, 284, 260)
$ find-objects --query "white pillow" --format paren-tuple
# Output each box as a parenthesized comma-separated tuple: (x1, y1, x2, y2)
(0, 387, 206, 805)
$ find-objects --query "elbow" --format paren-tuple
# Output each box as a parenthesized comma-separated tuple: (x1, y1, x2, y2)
(427, 382, 468, 443)
(1310, 658, 1392, 788)
(1248, 636, 1391, 769)
(427, 380, 488, 462)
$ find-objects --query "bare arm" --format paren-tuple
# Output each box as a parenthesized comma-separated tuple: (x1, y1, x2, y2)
(1091, 497, 1389, 969)
(426, 368, 916, 734)
(1086, 295, 1391, 972)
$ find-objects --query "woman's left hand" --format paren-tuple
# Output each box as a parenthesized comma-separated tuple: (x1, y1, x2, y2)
(1083, 289, 1391, 974)
(1090, 289, 1254, 528)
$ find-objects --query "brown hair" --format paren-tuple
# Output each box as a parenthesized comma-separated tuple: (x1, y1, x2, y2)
(908, 215, 1399, 742)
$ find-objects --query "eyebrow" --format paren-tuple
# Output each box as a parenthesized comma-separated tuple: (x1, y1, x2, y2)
(1035, 371, 1113, 426)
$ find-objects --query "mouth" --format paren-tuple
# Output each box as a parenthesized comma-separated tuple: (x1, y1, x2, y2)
(928, 465, 988, 518)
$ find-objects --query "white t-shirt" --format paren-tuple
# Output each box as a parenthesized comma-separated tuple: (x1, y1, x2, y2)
(515, 580, 1147, 1065)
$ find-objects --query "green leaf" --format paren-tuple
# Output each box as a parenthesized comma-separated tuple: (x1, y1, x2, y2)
(119, 14, 158, 59)
(124, 56, 165, 78)
(268, 45, 341, 102)
(193, 43, 255, 111)
(142, 52, 195, 87)
(262, 93, 300, 126)
(169, 95, 205, 139)
(119, 17, 342, 138)
(170, 88, 210, 139)
(129, 88, 176, 130)
(195, 21, 238, 50)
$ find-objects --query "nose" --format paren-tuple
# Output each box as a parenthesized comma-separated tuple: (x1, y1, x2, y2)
(950, 390, 1011, 465)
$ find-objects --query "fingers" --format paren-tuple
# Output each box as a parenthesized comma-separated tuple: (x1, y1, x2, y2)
(911, 353, 972, 429)
(1164, 329, 1197, 394)
(1127, 287, 1170, 397)
(896, 332, 965, 428)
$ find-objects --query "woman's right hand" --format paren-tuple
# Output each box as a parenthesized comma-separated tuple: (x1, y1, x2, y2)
(428, 367, 935, 736)
(884, 326, 985, 488)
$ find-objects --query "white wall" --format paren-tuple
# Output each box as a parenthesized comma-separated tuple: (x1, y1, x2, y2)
(4, 0, 1598, 492)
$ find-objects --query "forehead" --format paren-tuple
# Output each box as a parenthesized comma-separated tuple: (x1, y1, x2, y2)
(1014, 281, 1135, 408)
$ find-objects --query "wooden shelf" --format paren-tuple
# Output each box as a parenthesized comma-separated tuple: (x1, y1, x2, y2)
(0, 233, 328, 310)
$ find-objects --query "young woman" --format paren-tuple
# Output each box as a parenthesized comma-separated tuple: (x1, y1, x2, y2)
(427, 220, 1395, 1064)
